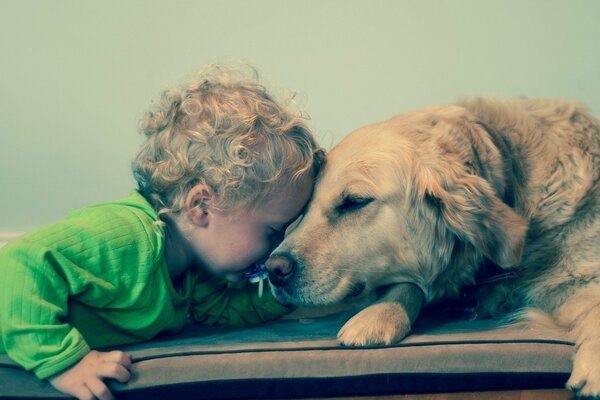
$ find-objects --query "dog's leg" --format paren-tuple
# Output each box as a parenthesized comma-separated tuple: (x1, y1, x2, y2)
(555, 287, 600, 397)
(337, 282, 424, 346)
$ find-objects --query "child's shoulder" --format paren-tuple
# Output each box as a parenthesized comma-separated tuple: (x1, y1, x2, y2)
(6, 191, 164, 259)
(69, 190, 158, 227)
(65, 190, 163, 246)
(0, 191, 166, 282)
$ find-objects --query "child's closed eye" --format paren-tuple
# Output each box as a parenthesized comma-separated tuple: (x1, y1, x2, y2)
(284, 214, 304, 233)
(268, 226, 285, 238)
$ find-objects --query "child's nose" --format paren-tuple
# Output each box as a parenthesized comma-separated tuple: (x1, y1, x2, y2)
(265, 253, 296, 287)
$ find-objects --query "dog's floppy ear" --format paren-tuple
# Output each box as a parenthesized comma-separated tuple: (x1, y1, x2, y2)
(423, 172, 526, 268)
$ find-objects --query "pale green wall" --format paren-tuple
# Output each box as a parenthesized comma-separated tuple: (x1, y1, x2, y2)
(1, 0, 600, 230)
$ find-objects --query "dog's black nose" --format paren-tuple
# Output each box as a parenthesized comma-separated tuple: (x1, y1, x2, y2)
(265, 253, 296, 287)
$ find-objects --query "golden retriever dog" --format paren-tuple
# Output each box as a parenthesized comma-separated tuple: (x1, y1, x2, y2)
(265, 98, 600, 397)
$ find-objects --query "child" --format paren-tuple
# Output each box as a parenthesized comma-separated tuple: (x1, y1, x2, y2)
(0, 65, 325, 400)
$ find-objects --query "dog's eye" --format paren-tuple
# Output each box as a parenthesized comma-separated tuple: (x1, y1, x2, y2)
(336, 195, 374, 214)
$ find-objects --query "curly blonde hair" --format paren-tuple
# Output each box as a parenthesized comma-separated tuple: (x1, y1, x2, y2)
(132, 65, 325, 220)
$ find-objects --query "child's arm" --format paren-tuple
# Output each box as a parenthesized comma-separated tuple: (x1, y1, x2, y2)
(48, 350, 132, 400)
(0, 237, 92, 379)
(189, 272, 294, 327)
(0, 239, 133, 398)
(0, 204, 157, 390)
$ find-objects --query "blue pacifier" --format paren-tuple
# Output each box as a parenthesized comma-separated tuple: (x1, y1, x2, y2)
(243, 263, 269, 298)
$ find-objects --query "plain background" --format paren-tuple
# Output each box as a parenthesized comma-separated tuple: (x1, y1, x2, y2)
(1, 0, 600, 231)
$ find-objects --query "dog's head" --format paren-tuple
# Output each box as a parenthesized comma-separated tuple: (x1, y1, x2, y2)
(267, 105, 527, 306)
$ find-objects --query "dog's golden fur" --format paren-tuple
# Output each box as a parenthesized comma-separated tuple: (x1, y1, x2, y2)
(266, 98, 600, 397)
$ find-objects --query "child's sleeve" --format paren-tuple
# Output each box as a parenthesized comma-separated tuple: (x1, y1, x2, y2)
(0, 238, 91, 379)
(0, 205, 158, 380)
(189, 273, 294, 327)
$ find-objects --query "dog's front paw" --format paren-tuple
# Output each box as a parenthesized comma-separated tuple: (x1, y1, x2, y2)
(337, 302, 411, 346)
(567, 339, 600, 398)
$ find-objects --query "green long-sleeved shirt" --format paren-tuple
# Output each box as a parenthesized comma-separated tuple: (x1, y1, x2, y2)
(0, 191, 289, 379)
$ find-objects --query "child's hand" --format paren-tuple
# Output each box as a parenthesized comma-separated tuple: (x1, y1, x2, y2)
(48, 350, 132, 400)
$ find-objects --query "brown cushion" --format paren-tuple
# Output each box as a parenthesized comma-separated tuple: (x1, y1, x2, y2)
(0, 310, 574, 399)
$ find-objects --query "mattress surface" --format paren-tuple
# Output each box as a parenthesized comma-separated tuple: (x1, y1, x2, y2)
(0, 309, 574, 399)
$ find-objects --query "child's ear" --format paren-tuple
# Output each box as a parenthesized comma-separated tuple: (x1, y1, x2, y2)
(185, 183, 214, 227)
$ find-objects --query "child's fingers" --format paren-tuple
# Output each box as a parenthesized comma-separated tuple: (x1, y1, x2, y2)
(85, 378, 114, 400)
(66, 383, 95, 400)
(95, 361, 132, 383)
(102, 350, 133, 368)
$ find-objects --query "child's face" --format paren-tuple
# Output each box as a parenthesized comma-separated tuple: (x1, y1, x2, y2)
(188, 174, 314, 280)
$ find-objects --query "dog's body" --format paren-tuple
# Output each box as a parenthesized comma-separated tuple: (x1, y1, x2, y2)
(265, 98, 600, 397)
